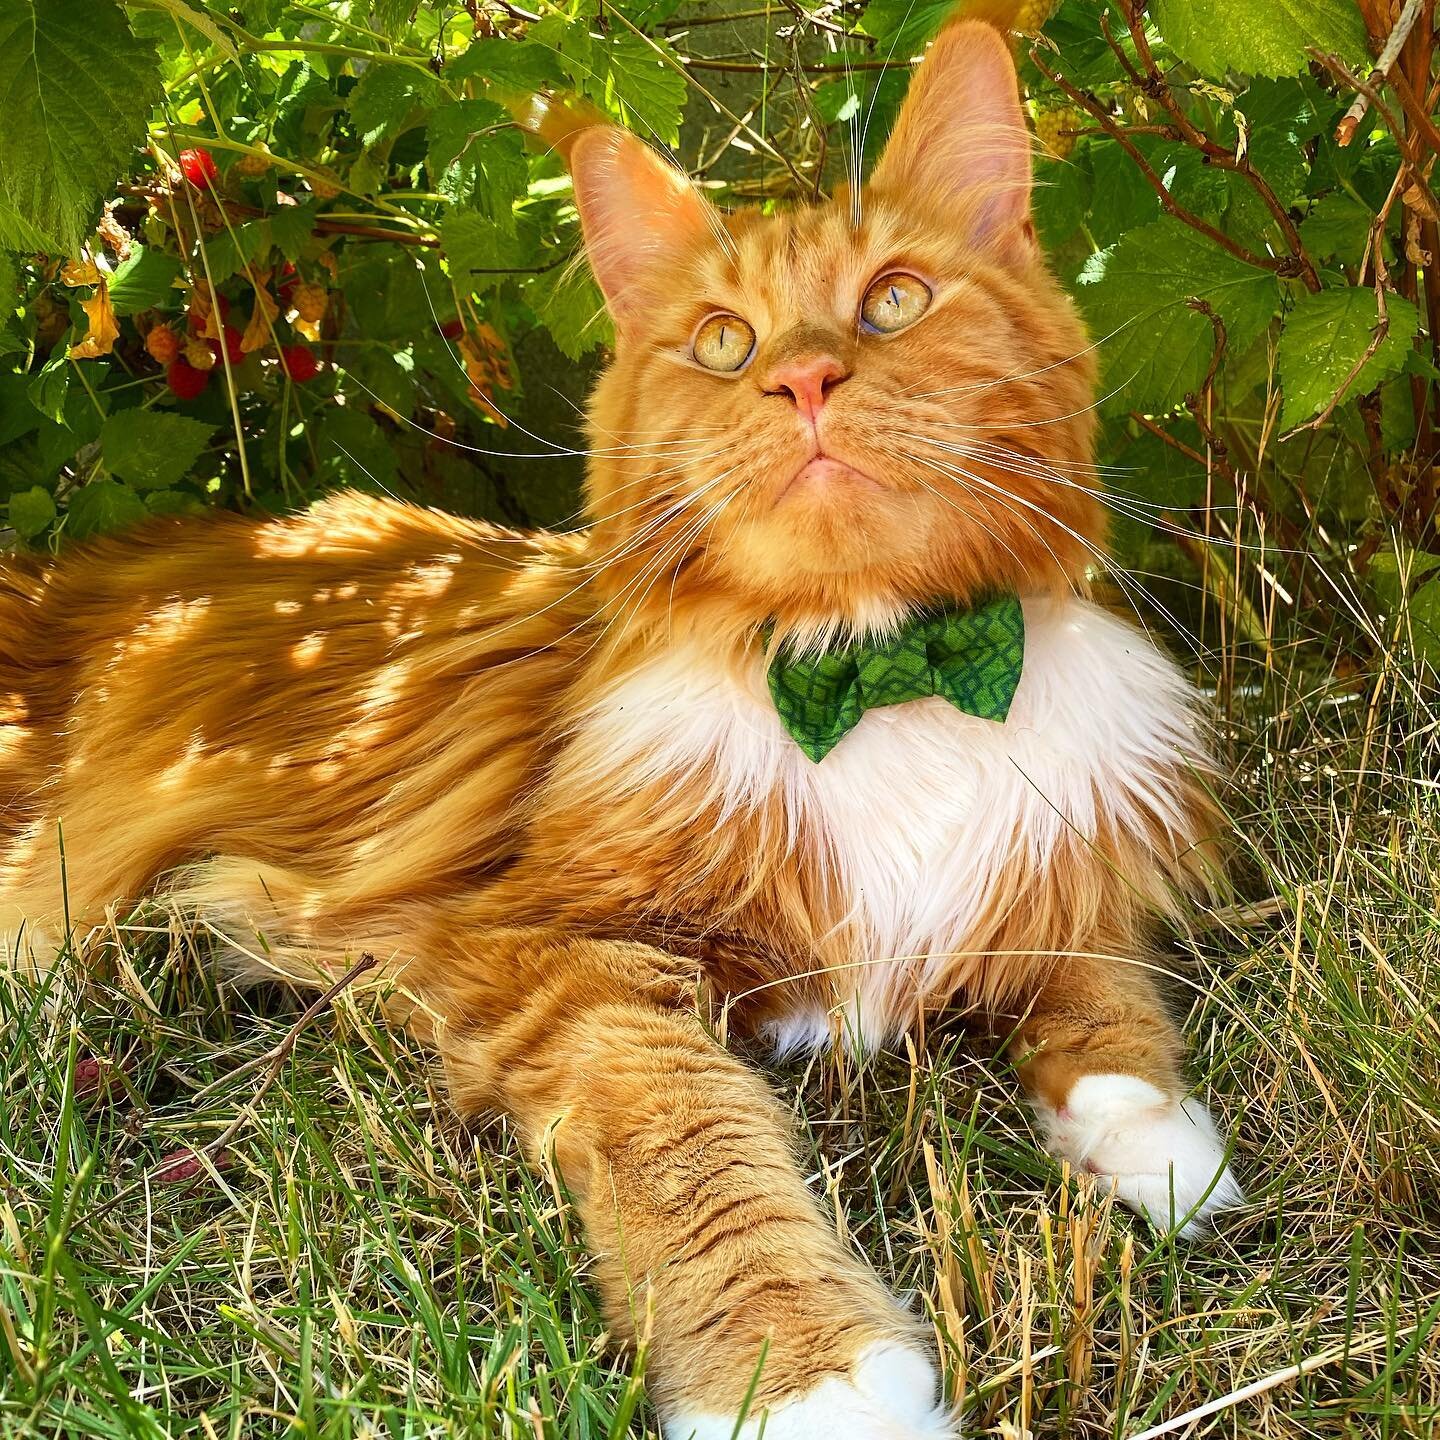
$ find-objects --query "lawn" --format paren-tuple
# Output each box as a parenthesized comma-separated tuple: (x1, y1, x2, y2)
(2, 631, 1437, 1438)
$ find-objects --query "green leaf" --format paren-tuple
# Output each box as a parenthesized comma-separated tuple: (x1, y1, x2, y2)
(0, 199, 57, 251)
(270, 62, 332, 156)
(527, 15, 597, 86)
(859, 0, 951, 57)
(1034, 0, 1127, 88)
(529, 20, 687, 146)
(269, 201, 318, 263)
(108, 246, 183, 315)
(314, 407, 400, 491)
(347, 64, 441, 147)
(28, 353, 72, 425)
(1076, 218, 1281, 414)
(426, 101, 528, 224)
(99, 408, 216, 490)
(7, 484, 55, 539)
(0, 0, 163, 254)
(65, 478, 147, 540)
(1301, 193, 1377, 264)
(1371, 551, 1440, 667)
(143, 488, 206, 517)
(449, 37, 566, 92)
(527, 267, 611, 362)
(369, 0, 416, 35)
(1152, 0, 1367, 79)
(1277, 287, 1420, 425)
(441, 211, 536, 292)
(600, 34, 688, 148)
(0, 374, 40, 447)
(202, 219, 271, 285)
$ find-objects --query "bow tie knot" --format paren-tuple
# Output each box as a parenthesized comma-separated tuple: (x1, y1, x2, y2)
(765, 595, 1025, 762)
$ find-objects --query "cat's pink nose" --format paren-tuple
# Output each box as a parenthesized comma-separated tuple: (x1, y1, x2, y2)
(763, 355, 849, 422)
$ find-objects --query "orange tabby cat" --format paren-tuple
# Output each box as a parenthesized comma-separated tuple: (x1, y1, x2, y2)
(0, 15, 1241, 1436)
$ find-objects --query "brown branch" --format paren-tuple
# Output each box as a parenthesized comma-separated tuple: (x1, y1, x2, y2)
(1335, 0, 1426, 145)
(1311, 52, 1440, 220)
(1186, 299, 1229, 410)
(1130, 411, 1210, 468)
(1029, 49, 1289, 278)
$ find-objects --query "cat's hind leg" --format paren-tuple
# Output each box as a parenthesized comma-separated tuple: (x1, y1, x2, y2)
(1010, 954, 1243, 1236)
(435, 927, 957, 1439)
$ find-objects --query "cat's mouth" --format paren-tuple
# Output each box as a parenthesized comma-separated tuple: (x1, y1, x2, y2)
(775, 452, 883, 504)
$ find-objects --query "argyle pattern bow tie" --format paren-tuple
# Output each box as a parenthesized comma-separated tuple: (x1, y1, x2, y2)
(765, 595, 1025, 763)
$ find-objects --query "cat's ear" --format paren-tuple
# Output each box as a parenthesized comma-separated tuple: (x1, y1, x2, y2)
(870, 19, 1033, 258)
(568, 127, 716, 333)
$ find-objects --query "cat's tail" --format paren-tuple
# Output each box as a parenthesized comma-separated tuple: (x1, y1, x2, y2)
(165, 855, 440, 1031)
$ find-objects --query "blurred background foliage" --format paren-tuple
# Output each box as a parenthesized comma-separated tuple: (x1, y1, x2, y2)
(0, 0, 1437, 670)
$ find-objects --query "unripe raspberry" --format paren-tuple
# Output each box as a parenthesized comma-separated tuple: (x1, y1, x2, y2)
(293, 282, 327, 323)
(1012, 0, 1059, 32)
(183, 335, 216, 370)
(145, 324, 180, 364)
(1034, 105, 1082, 159)
(309, 172, 342, 200)
(234, 144, 272, 178)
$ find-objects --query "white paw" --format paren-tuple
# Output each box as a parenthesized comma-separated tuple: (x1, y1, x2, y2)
(665, 1342, 957, 1439)
(1037, 1074, 1243, 1237)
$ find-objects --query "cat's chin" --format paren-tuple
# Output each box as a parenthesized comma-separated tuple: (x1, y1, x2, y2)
(774, 455, 884, 504)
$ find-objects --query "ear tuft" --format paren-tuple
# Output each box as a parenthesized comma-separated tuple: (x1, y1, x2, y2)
(870, 17, 1033, 257)
(569, 128, 715, 332)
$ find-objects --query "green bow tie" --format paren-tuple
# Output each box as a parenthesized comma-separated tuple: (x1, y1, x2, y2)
(765, 595, 1025, 762)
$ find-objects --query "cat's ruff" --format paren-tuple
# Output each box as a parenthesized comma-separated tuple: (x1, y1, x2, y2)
(569, 592, 1211, 1056)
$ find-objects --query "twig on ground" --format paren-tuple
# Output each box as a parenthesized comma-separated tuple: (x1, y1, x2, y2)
(79, 951, 378, 1225)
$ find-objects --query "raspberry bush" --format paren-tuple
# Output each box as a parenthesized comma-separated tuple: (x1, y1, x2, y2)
(0, 0, 1435, 665)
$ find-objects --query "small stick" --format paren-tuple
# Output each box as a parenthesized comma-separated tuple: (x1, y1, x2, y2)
(1336, 0, 1426, 146)
(78, 952, 378, 1225)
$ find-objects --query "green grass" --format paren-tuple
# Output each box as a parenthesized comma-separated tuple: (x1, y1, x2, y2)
(2, 640, 1438, 1438)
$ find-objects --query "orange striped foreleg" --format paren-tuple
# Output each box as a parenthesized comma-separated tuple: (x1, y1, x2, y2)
(434, 929, 938, 1432)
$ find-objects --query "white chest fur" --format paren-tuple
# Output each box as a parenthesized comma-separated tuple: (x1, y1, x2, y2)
(568, 596, 1209, 1052)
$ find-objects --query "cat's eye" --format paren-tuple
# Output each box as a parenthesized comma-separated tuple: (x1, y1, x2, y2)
(860, 273, 932, 334)
(692, 314, 756, 372)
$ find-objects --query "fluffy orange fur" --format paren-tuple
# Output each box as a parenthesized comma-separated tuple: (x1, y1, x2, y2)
(2, 14, 1225, 1429)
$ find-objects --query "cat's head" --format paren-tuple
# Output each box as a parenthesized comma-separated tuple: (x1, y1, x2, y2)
(569, 15, 1100, 639)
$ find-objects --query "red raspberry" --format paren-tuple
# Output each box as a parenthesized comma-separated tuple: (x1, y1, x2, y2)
(179, 147, 218, 191)
(439, 318, 464, 341)
(208, 323, 245, 366)
(279, 344, 320, 383)
(166, 358, 211, 400)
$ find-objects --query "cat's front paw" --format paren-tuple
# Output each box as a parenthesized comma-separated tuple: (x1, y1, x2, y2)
(1038, 1073, 1243, 1237)
(664, 1342, 957, 1440)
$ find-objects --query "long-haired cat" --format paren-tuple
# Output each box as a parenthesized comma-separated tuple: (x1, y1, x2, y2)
(1, 15, 1241, 1436)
